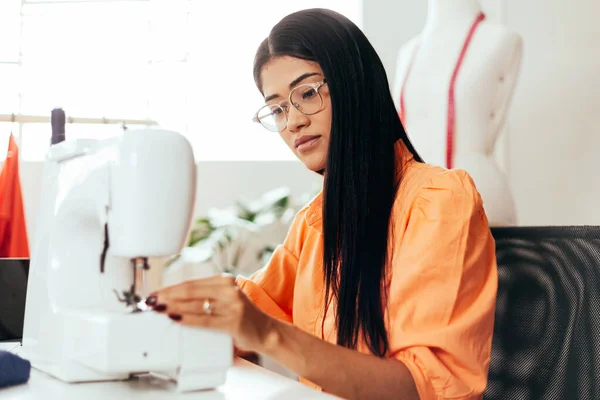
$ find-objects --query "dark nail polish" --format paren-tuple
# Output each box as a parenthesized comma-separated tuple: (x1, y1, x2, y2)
(153, 304, 167, 312)
(145, 296, 157, 306)
(168, 314, 182, 321)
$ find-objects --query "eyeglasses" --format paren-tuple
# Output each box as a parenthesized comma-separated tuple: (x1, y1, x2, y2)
(253, 79, 327, 132)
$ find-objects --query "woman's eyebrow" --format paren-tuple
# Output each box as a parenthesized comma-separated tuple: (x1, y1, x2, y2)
(264, 72, 321, 102)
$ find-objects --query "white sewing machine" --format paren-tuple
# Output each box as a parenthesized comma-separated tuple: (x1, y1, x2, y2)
(18, 129, 233, 392)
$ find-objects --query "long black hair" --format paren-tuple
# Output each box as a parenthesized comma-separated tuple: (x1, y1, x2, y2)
(253, 8, 422, 357)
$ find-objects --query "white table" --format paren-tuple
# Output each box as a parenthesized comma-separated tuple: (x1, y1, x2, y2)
(0, 343, 338, 399)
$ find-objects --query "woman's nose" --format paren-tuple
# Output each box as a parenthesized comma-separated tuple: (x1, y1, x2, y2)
(286, 106, 311, 133)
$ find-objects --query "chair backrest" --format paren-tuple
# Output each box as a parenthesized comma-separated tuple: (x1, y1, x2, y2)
(484, 226, 600, 400)
(0, 258, 29, 342)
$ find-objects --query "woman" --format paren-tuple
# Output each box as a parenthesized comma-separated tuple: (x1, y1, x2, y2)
(147, 8, 497, 400)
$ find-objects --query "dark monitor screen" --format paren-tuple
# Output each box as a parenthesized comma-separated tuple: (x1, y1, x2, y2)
(0, 258, 29, 342)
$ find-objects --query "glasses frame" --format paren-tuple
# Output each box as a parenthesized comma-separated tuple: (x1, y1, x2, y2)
(252, 79, 328, 132)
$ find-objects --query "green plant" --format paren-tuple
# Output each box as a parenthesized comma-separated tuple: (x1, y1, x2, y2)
(188, 186, 291, 247)
(167, 186, 314, 276)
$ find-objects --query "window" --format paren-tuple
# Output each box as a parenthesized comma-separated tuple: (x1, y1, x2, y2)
(0, 0, 362, 162)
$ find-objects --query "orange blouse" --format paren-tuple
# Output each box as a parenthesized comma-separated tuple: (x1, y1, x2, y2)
(236, 140, 498, 400)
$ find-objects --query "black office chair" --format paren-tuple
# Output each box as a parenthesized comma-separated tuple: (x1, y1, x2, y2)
(484, 226, 600, 400)
(0, 259, 29, 343)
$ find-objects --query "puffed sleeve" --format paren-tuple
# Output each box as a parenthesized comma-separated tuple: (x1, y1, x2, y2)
(388, 170, 498, 400)
(235, 208, 308, 324)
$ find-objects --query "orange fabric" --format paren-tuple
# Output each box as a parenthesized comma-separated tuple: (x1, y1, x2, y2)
(237, 140, 497, 400)
(0, 134, 29, 258)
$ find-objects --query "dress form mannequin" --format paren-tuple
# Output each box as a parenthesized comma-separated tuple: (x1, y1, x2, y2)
(392, 0, 522, 226)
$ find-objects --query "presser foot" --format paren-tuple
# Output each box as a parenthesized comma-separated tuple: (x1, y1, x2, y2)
(113, 289, 148, 313)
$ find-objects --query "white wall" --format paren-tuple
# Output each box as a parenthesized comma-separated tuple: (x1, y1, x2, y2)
(195, 161, 322, 216)
(503, 0, 600, 226)
(362, 0, 600, 226)
(5, 0, 599, 236)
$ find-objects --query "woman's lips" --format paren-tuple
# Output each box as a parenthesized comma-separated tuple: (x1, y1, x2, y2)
(295, 135, 321, 152)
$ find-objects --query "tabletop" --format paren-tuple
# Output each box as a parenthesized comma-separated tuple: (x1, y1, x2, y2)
(0, 343, 339, 400)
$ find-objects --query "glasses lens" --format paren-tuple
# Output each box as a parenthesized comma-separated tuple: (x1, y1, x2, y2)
(256, 104, 286, 132)
(291, 85, 322, 115)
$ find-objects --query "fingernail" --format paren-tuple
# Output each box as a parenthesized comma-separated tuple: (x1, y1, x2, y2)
(168, 314, 182, 321)
(146, 296, 157, 306)
(153, 304, 167, 312)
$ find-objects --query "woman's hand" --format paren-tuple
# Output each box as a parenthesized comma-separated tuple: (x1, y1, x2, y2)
(147, 275, 419, 400)
(145, 274, 277, 353)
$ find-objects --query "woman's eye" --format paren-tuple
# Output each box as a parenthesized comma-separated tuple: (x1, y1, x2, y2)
(302, 88, 317, 100)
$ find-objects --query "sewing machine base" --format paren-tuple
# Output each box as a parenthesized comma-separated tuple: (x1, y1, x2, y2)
(20, 309, 233, 392)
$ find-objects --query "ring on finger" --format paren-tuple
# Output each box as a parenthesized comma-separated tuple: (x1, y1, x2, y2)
(202, 298, 213, 315)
